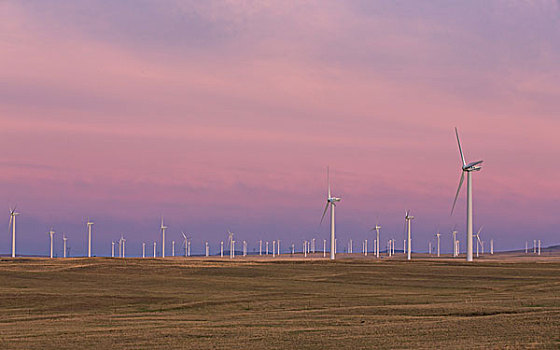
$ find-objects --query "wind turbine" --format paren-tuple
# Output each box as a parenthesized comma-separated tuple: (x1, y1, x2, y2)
(142, 242, 146, 258)
(405, 211, 414, 260)
(320, 167, 341, 260)
(161, 217, 167, 258)
(63, 234, 68, 258)
(435, 230, 441, 257)
(48, 229, 55, 258)
(227, 230, 234, 258)
(111, 241, 115, 257)
(181, 232, 188, 257)
(371, 224, 381, 258)
(451, 127, 483, 262)
(474, 226, 483, 258)
(9, 208, 19, 258)
(86, 219, 94, 258)
(451, 229, 458, 257)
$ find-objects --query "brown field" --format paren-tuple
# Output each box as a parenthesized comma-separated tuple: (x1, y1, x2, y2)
(0, 254, 558, 349)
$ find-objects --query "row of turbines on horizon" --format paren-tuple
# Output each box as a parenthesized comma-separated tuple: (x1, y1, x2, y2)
(5, 210, 545, 258)
(3, 129, 547, 260)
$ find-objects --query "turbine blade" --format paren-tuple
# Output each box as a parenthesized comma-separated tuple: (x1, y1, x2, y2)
(320, 202, 329, 225)
(455, 127, 466, 167)
(451, 171, 465, 215)
(466, 160, 483, 168)
(477, 226, 484, 235)
(327, 166, 331, 198)
(8, 215, 13, 232)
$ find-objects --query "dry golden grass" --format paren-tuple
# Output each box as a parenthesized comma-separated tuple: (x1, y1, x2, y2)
(0, 254, 558, 349)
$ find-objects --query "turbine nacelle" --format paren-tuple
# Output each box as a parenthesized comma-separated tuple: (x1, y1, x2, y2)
(328, 197, 341, 203)
(463, 160, 483, 172)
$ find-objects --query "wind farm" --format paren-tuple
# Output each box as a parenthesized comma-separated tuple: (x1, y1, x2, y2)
(1, 1, 559, 349)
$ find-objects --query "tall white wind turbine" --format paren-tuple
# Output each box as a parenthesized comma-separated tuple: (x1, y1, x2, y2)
(451, 127, 483, 262)
(182, 232, 188, 257)
(161, 217, 167, 258)
(87, 219, 94, 258)
(320, 167, 341, 260)
(227, 230, 234, 258)
(435, 231, 441, 257)
(404, 210, 414, 260)
(63, 234, 68, 258)
(9, 208, 19, 258)
(405, 211, 414, 260)
(48, 229, 55, 258)
(371, 224, 381, 258)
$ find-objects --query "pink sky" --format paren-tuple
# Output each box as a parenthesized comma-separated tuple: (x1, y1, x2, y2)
(0, 1, 559, 256)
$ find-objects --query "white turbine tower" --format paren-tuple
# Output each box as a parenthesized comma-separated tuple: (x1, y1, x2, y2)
(405, 211, 414, 260)
(63, 234, 68, 258)
(451, 127, 483, 262)
(161, 218, 167, 258)
(320, 167, 341, 260)
(227, 230, 234, 258)
(451, 229, 458, 257)
(181, 232, 188, 257)
(142, 242, 146, 258)
(48, 229, 55, 258)
(9, 208, 19, 258)
(87, 219, 94, 258)
(436, 231, 441, 257)
(371, 224, 381, 258)
(111, 241, 115, 257)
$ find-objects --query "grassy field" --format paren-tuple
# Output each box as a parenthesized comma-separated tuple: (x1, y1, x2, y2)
(0, 255, 558, 349)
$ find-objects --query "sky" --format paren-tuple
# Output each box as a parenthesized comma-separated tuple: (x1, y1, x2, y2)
(1, 0, 559, 257)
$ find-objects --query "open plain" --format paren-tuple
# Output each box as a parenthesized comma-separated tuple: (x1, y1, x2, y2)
(0, 254, 558, 349)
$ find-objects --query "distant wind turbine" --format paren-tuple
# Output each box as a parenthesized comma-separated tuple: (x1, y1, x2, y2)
(48, 229, 55, 258)
(87, 219, 94, 258)
(435, 230, 441, 257)
(320, 167, 341, 260)
(451, 127, 483, 262)
(181, 232, 189, 257)
(405, 211, 414, 260)
(9, 207, 19, 258)
(371, 224, 381, 258)
(63, 234, 68, 258)
(227, 230, 234, 258)
(161, 218, 167, 258)
(474, 227, 483, 258)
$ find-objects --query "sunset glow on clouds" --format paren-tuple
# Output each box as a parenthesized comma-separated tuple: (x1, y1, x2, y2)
(0, 1, 559, 255)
